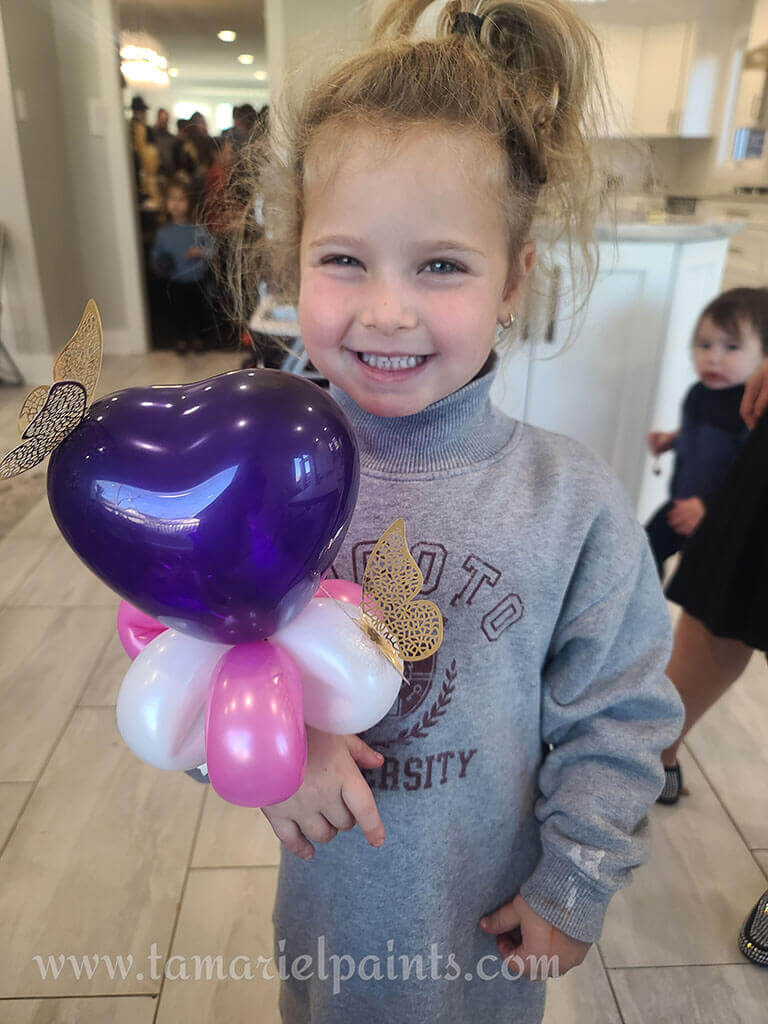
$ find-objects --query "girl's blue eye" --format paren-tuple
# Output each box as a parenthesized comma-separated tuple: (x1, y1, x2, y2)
(424, 259, 462, 274)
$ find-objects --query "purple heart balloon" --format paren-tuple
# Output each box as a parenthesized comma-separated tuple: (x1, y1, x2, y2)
(47, 369, 359, 643)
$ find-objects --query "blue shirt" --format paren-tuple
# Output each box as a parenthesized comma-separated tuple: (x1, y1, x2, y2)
(151, 223, 212, 283)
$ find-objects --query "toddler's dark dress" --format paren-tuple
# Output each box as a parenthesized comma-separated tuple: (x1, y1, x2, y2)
(666, 408, 768, 653)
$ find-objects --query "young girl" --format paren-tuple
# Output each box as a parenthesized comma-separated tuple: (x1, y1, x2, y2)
(151, 172, 213, 353)
(645, 289, 767, 579)
(231, 2, 684, 1019)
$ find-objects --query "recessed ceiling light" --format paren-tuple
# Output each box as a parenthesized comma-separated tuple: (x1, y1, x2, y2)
(169, 67, 179, 77)
(217, 29, 236, 42)
(253, 70, 268, 81)
(237, 53, 254, 65)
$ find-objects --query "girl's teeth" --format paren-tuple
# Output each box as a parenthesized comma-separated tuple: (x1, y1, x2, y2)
(359, 353, 427, 371)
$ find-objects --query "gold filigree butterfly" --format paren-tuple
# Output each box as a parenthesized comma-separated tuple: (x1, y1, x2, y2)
(1, 299, 102, 480)
(358, 519, 443, 673)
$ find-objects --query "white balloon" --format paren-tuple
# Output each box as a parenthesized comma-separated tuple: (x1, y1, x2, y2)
(116, 630, 230, 770)
(273, 598, 402, 734)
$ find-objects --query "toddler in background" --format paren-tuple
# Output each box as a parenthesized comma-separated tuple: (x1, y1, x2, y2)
(151, 172, 213, 354)
(646, 287, 768, 578)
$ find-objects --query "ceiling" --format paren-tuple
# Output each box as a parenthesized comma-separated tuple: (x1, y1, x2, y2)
(116, 0, 752, 89)
(117, 0, 267, 89)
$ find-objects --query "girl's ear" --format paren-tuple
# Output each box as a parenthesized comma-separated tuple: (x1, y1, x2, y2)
(499, 241, 536, 319)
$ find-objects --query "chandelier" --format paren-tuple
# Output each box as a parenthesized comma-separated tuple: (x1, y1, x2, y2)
(120, 31, 170, 89)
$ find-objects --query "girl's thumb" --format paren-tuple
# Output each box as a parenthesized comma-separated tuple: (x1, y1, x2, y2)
(344, 733, 385, 769)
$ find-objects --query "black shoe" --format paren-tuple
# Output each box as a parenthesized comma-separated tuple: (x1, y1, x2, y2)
(657, 761, 683, 805)
(185, 765, 210, 784)
(738, 889, 768, 966)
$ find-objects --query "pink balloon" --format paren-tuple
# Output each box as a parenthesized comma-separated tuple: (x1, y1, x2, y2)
(117, 600, 168, 660)
(205, 642, 307, 807)
(313, 578, 362, 605)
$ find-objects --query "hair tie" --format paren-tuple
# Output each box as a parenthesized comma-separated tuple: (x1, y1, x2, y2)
(451, 11, 485, 41)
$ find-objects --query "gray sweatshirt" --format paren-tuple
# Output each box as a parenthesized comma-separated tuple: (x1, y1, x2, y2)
(272, 355, 684, 1023)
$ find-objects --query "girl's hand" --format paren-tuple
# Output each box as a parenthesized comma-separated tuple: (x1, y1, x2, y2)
(186, 246, 203, 259)
(480, 894, 590, 980)
(261, 726, 385, 860)
(741, 358, 768, 430)
(647, 430, 676, 456)
(667, 497, 705, 536)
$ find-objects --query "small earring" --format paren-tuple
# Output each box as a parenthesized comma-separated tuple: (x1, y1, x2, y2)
(499, 312, 517, 330)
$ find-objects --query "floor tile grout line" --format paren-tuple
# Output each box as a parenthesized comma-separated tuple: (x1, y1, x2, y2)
(595, 943, 627, 1024)
(0, 619, 116, 863)
(151, 784, 209, 1024)
(603, 961, 763, 971)
(682, 739, 768, 885)
(188, 864, 280, 872)
(0, 993, 155, 1001)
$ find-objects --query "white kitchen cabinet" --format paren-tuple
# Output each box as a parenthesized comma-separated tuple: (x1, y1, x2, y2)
(633, 22, 693, 136)
(492, 231, 734, 521)
(595, 23, 644, 137)
(591, 15, 733, 138)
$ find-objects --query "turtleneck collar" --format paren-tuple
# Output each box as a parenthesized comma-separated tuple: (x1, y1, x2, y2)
(329, 352, 520, 476)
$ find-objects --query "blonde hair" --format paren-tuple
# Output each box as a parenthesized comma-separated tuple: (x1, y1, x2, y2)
(227, 0, 609, 341)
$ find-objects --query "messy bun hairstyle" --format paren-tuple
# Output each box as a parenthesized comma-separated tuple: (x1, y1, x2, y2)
(226, 0, 608, 341)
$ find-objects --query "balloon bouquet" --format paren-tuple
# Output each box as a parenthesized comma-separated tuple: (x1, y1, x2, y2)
(1, 301, 443, 807)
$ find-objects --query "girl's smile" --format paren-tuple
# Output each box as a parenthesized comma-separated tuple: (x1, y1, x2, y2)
(298, 126, 534, 418)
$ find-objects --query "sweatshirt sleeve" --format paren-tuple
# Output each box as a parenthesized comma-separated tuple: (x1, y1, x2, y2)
(518, 490, 685, 944)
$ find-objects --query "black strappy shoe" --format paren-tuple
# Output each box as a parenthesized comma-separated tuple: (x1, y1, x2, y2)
(657, 761, 683, 805)
(738, 889, 768, 966)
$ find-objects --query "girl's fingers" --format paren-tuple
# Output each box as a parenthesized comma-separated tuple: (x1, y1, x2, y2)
(479, 901, 523, 936)
(267, 816, 315, 860)
(344, 733, 385, 770)
(324, 801, 357, 831)
(302, 814, 339, 845)
(341, 775, 386, 847)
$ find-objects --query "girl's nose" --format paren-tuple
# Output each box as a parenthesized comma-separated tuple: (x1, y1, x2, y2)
(360, 282, 418, 335)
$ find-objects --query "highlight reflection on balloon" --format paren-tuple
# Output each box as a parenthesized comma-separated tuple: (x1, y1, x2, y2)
(116, 630, 230, 770)
(117, 600, 167, 660)
(205, 642, 306, 807)
(273, 597, 402, 734)
(314, 578, 362, 605)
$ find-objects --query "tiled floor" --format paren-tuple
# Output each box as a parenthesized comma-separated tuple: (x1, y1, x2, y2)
(0, 352, 767, 1023)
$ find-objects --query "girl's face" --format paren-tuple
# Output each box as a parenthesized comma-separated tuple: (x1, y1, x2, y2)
(298, 127, 534, 417)
(166, 187, 190, 223)
(693, 314, 763, 389)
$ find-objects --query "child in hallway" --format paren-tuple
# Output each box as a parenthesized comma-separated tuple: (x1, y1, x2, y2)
(227, 2, 685, 1020)
(645, 288, 767, 578)
(151, 172, 213, 353)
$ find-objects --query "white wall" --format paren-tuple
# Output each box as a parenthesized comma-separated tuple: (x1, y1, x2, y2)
(0, 10, 51, 383)
(51, 0, 148, 355)
(0, 0, 147, 386)
(266, 0, 367, 100)
(0, 0, 85, 381)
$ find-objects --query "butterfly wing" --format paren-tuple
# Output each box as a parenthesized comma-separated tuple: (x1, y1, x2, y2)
(18, 385, 51, 436)
(0, 381, 87, 479)
(361, 519, 443, 663)
(53, 298, 102, 404)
